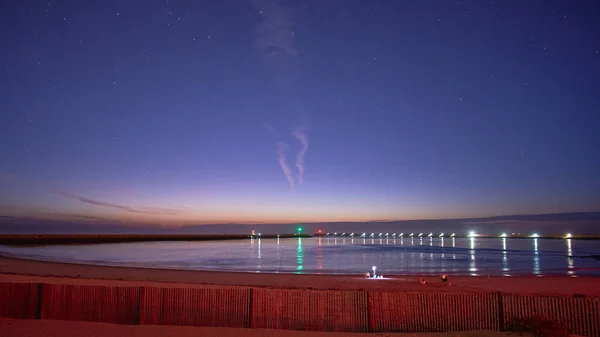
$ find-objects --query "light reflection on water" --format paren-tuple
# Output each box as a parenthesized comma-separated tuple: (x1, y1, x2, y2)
(0, 237, 599, 276)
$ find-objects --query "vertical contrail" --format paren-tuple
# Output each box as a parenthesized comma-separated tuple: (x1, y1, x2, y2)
(291, 128, 308, 185)
(276, 142, 295, 191)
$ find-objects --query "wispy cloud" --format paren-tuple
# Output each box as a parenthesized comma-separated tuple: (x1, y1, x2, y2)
(56, 192, 183, 216)
(291, 127, 308, 185)
(276, 141, 295, 191)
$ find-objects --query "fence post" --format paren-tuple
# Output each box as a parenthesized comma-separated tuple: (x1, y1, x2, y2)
(246, 288, 253, 329)
(137, 286, 144, 325)
(365, 291, 371, 333)
(497, 291, 505, 331)
(35, 283, 44, 319)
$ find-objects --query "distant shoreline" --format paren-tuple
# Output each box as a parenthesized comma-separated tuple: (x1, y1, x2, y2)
(2, 233, 600, 247)
(0, 233, 311, 246)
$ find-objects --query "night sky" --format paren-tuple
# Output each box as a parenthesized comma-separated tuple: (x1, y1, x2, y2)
(1, 0, 599, 227)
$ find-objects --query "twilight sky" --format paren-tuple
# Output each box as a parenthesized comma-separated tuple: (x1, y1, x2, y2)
(1, 0, 599, 227)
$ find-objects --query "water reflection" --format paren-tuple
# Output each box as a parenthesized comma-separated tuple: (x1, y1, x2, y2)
(469, 237, 477, 275)
(296, 237, 304, 273)
(567, 238, 574, 276)
(317, 238, 323, 271)
(533, 238, 540, 275)
(502, 238, 509, 274)
(452, 237, 455, 247)
(440, 237, 444, 247)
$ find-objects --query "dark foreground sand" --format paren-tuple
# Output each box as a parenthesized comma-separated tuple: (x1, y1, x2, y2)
(1, 256, 599, 296)
(0, 318, 532, 337)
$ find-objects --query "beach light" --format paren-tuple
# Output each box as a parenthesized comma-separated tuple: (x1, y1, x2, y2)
(334, 232, 337, 236)
(361, 233, 366, 237)
(409, 233, 414, 237)
(468, 231, 476, 237)
(370, 233, 375, 237)
(350, 233, 354, 237)
(385, 233, 389, 237)
(501, 233, 507, 238)
(399, 233, 403, 237)
(565, 233, 572, 239)
(392, 233, 396, 237)
(418, 233, 423, 237)
(341, 233, 346, 236)
(530, 233, 539, 238)
(439, 233, 444, 237)
(451, 233, 455, 237)
(428, 233, 433, 237)
(378, 233, 382, 237)
(297, 227, 303, 233)
(258, 233, 262, 236)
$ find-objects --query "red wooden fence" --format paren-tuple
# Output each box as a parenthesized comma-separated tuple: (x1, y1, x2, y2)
(1, 282, 599, 337)
(251, 288, 368, 332)
(368, 291, 501, 333)
(0, 282, 39, 319)
(139, 286, 250, 328)
(40, 284, 139, 324)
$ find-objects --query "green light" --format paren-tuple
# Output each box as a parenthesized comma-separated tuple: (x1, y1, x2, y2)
(297, 227, 302, 232)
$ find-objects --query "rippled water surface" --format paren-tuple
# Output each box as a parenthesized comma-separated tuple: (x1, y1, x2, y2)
(1, 237, 599, 276)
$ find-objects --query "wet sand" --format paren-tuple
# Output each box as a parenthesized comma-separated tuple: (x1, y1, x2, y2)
(0, 318, 532, 337)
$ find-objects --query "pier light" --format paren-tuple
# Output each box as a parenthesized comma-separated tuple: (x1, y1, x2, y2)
(530, 233, 539, 238)
(341, 233, 345, 236)
(361, 233, 366, 237)
(392, 233, 396, 237)
(439, 233, 444, 237)
(400, 233, 403, 237)
(297, 227, 303, 233)
(451, 233, 455, 237)
(385, 233, 389, 237)
(350, 233, 354, 237)
(468, 231, 476, 238)
(258, 233, 262, 236)
(501, 233, 507, 237)
(428, 233, 433, 237)
(370, 233, 375, 237)
(378, 233, 382, 237)
(318, 229, 322, 233)
(334, 232, 337, 236)
(565, 233, 572, 239)
(409, 233, 414, 237)
(418, 233, 423, 237)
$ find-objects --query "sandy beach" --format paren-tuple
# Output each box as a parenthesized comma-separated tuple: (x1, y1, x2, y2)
(0, 318, 534, 337)
(1, 256, 599, 297)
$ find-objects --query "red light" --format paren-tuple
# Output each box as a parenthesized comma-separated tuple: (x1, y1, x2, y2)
(318, 230, 322, 233)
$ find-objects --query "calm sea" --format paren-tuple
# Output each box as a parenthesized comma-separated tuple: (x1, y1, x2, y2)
(1, 237, 599, 276)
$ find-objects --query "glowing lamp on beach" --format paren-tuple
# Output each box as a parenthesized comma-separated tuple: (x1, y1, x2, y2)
(361, 233, 366, 237)
(428, 233, 433, 237)
(409, 233, 414, 237)
(399, 233, 403, 237)
(565, 233, 572, 239)
(439, 233, 444, 237)
(418, 233, 423, 237)
(468, 231, 476, 237)
(530, 233, 539, 238)
(501, 233, 507, 238)
(451, 233, 455, 237)
(385, 233, 389, 237)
